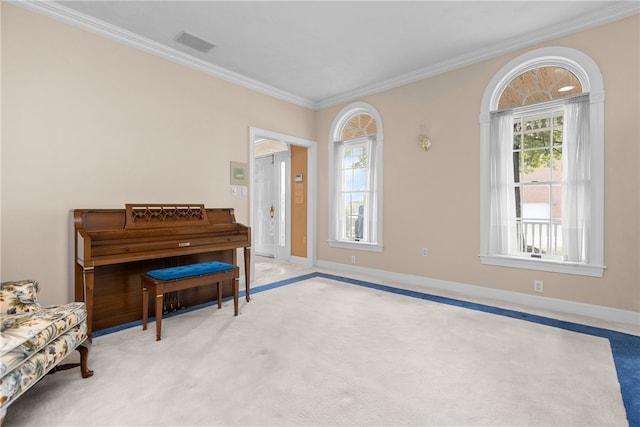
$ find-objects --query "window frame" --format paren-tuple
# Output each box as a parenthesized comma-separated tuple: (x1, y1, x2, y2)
(512, 103, 565, 260)
(328, 102, 383, 252)
(479, 47, 605, 277)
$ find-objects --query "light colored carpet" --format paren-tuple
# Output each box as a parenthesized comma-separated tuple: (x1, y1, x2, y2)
(3, 276, 628, 426)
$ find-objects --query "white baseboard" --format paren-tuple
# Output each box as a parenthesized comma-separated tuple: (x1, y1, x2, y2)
(316, 260, 640, 328)
(289, 255, 313, 267)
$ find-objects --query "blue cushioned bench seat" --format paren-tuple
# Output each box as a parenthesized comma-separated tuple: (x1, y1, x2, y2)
(141, 261, 239, 340)
(146, 261, 235, 281)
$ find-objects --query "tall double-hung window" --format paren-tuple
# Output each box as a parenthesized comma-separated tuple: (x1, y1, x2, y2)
(480, 47, 605, 277)
(329, 103, 383, 252)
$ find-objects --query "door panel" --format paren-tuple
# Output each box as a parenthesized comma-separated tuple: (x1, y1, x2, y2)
(254, 156, 275, 257)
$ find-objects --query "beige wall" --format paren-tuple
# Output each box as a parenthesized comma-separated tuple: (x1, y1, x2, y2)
(316, 15, 639, 313)
(0, 3, 3, 279)
(2, 4, 638, 315)
(0, 4, 315, 305)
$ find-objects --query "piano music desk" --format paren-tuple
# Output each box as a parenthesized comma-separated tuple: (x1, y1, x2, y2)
(141, 262, 239, 341)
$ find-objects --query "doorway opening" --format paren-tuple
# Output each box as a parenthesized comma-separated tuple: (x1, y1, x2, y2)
(249, 128, 316, 283)
(254, 145, 289, 259)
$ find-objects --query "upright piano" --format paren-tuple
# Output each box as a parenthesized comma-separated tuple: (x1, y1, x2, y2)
(73, 204, 251, 336)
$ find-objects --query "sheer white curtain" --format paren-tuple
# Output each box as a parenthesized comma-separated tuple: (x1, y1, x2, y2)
(332, 140, 346, 241)
(487, 112, 517, 255)
(562, 96, 590, 263)
(364, 137, 378, 245)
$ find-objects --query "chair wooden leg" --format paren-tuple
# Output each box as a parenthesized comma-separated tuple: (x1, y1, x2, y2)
(48, 344, 94, 378)
(77, 344, 94, 378)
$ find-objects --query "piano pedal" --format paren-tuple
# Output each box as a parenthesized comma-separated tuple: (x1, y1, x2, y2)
(175, 291, 185, 310)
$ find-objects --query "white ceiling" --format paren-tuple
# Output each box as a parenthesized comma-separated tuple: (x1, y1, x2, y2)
(19, 1, 640, 109)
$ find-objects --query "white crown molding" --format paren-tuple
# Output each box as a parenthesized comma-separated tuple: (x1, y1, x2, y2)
(316, 260, 640, 329)
(12, 1, 639, 111)
(314, 1, 640, 109)
(12, 0, 316, 110)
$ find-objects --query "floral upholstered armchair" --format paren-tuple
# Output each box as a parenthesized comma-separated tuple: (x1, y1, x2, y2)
(0, 280, 93, 421)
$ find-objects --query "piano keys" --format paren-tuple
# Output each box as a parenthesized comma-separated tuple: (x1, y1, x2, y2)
(73, 204, 251, 336)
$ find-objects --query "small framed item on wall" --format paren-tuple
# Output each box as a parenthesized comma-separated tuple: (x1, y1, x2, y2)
(230, 161, 248, 185)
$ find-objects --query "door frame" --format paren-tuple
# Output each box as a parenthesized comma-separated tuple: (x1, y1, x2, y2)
(249, 127, 317, 280)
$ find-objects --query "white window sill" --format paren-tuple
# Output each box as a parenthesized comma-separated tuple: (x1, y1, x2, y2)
(328, 240, 383, 253)
(479, 254, 605, 277)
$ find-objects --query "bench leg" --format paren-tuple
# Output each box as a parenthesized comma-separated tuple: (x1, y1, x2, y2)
(155, 294, 163, 341)
(142, 282, 149, 330)
(217, 281, 222, 309)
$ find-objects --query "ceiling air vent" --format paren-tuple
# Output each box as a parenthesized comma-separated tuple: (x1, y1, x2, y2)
(174, 31, 215, 53)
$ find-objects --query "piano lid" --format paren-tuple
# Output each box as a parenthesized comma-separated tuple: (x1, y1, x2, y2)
(74, 204, 249, 267)
(74, 205, 243, 234)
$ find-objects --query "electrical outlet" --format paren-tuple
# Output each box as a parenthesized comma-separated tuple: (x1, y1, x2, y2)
(534, 280, 543, 293)
(421, 247, 429, 256)
(351, 255, 356, 265)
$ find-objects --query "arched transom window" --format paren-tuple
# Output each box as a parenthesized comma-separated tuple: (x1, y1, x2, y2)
(498, 66, 583, 109)
(340, 113, 378, 139)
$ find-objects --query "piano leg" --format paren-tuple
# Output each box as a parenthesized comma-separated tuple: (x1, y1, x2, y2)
(233, 277, 239, 316)
(83, 267, 95, 339)
(244, 246, 251, 301)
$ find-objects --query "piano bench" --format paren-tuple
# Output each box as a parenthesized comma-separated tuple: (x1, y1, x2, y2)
(140, 261, 239, 341)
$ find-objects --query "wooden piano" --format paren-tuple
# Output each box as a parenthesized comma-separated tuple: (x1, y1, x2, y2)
(73, 204, 251, 336)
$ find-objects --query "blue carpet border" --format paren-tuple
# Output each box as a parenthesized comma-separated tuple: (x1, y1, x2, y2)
(94, 271, 639, 426)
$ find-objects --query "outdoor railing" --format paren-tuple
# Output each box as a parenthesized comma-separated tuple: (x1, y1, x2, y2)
(517, 220, 562, 256)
